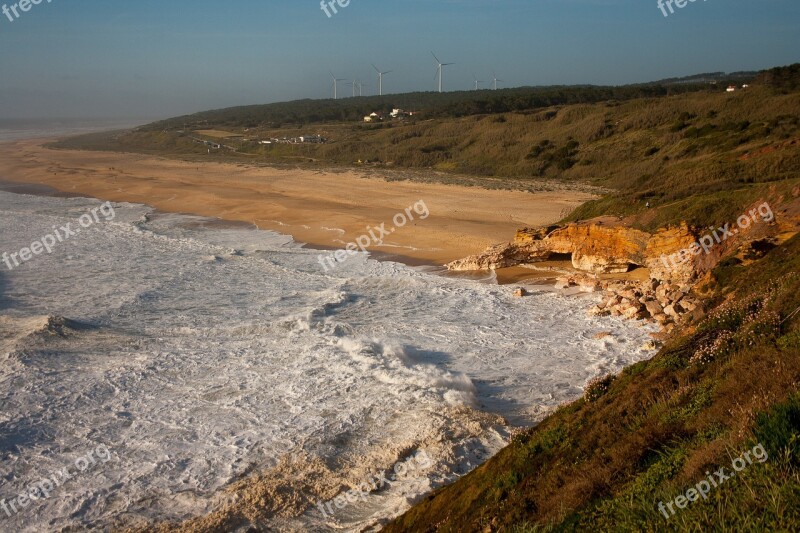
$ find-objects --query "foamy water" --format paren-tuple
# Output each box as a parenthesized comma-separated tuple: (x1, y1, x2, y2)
(0, 190, 656, 531)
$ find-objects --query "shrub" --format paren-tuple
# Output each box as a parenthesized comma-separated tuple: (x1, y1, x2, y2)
(585, 374, 615, 402)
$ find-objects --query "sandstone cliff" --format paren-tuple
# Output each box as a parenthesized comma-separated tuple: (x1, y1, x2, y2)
(447, 201, 789, 285)
(447, 198, 798, 333)
(447, 219, 696, 282)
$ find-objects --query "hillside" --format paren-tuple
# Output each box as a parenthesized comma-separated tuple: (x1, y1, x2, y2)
(54, 66, 798, 235)
(138, 77, 747, 129)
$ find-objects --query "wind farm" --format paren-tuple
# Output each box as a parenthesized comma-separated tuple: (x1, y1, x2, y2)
(432, 52, 455, 93)
(372, 64, 392, 96)
(492, 72, 504, 90)
(329, 71, 348, 99)
(326, 53, 505, 98)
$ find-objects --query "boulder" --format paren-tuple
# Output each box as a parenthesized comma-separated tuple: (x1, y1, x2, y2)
(620, 289, 639, 300)
(644, 300, 664, 317)
(663, 304, 681, 320)
(652, 313, 671, 325)
(555, 277, 577, 289)
(623, 305, 647, 320)
(641, 339, 661, 351)
(588, 305, 611, 317)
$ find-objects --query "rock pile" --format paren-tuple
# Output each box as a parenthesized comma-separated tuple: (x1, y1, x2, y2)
(563, 274, 705, 332)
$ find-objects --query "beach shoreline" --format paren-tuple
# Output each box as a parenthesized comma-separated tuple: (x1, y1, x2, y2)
(0, 137, 596, 283)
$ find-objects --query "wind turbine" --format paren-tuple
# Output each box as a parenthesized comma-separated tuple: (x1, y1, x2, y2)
(330, 71, 347, 99)
(352, 79, 359, 98)
(358, 81, 369, 97)
(491, 71, 504, 91)
(372, 64, 391, 96)
(432, 52, 454, 93)
(473, 74, 485, 90)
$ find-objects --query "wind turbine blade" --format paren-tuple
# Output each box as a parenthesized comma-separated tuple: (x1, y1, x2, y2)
(372, 64, 380, 73)
(431, 51, 440, 64)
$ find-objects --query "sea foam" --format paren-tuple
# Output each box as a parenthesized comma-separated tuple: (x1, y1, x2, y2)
(0, 190, 655, 531)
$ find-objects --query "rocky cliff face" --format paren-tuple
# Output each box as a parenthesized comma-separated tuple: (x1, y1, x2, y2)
(448, 219, 700, 283)
(447, 206, 788, 285)
(447, 199, 800, 333)
(643, 223, 700, 283)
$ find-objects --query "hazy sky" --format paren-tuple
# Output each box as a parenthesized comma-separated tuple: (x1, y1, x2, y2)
(0, 0, 797, 121)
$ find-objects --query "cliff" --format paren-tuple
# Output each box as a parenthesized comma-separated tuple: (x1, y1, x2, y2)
(447, 199, 791, 286)
(448, 219, 694, 281)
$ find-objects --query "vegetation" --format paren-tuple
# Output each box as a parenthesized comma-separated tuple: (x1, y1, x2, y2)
(138, 75, 752, 129)
(54, 65, 800, 233)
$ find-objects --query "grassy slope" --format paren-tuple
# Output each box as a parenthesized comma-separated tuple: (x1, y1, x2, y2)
(385, 236, 800, 532)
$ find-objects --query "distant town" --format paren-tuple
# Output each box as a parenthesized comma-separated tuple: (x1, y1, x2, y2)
(178, 108, 418, 152)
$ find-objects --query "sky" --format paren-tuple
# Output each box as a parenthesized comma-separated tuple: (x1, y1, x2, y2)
(0, 0, 798, 121)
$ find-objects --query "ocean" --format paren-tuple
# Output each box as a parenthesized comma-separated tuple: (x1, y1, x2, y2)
(0, 119, 148, 142)
(0, 187, 656, 531)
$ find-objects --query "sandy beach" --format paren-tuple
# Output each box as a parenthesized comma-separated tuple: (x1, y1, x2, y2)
(0, 138, 594, 271)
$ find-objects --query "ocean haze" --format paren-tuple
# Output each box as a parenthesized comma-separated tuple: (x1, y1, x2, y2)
(0, 0, 798, 120)
(0, 118, 151, 141)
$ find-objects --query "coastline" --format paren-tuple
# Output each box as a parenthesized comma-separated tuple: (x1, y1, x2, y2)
(0, 177, 660, 531)
(0, 138, 595, 284)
